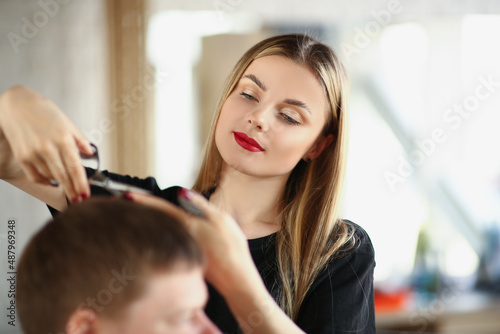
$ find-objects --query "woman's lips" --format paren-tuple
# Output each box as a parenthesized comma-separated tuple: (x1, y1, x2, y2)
(233, 132, 264, 152)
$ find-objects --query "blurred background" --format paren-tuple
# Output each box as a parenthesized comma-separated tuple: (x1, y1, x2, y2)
(1, 0, 499, 333)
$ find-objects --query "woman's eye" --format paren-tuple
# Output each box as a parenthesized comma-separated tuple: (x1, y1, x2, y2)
(281, 113, 300, 125)
(240, 92, 257, 101)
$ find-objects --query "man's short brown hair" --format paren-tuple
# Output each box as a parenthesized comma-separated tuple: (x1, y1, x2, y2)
(16, 197, 203, 334)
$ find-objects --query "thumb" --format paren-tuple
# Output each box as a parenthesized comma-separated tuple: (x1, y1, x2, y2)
(72, 127, 93, 156)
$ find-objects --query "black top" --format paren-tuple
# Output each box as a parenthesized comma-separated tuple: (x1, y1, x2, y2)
(50, 168, 376, 334)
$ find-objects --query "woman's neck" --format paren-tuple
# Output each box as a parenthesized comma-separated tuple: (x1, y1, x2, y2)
(209, 166, 289, 239)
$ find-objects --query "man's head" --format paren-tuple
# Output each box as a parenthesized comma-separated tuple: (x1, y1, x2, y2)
(17, 197, 219, 334)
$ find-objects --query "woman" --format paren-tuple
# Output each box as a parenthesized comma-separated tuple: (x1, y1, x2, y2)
(0, 34, 375, 333)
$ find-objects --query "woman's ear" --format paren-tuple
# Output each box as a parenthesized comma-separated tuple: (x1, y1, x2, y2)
(305, 134, 334, 161)
(66, 308, 97, 334)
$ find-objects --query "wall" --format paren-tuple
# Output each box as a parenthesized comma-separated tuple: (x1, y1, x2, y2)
(0, 0, 107, 332)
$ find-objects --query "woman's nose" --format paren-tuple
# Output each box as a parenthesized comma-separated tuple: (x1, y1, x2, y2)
(247, 107, 270, 131)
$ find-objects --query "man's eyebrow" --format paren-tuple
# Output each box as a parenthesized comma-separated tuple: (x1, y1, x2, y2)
(284, 98, 311, 114)
(243, 74, 267, 91)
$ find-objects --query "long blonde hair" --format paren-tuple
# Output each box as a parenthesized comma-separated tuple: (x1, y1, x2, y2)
(193, 33, 356, 320)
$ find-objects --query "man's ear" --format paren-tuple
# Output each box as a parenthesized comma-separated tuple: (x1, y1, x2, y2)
(66, 308, 97, 334)
(306, 134, 334, 160)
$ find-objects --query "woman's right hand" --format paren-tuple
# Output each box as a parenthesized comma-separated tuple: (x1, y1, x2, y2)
(0, 85, 94, 202)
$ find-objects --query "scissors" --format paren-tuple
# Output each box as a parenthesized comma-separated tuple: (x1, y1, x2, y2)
(77, 143, 152, 196)
(48, 143, 152, 196)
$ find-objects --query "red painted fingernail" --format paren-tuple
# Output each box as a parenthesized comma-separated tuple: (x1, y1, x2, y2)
(81, 193, 89, 200)
(123, 191, 134, 201)
(178, 187, 193, 201)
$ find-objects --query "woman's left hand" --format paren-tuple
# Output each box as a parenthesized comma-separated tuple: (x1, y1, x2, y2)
(129, 190, 262, 296)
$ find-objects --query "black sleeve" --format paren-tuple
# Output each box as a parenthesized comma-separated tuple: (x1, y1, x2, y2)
(84, 167, 181, 204)
(296, 225, 376, 334)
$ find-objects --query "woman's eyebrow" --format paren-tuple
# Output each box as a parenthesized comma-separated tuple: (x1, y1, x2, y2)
(243, 74, 267, 91)
(242, 74, 311, 114)
(284, 98, 311, 114)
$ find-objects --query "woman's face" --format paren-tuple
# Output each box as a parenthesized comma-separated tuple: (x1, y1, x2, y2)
(215, 55, 331, 179)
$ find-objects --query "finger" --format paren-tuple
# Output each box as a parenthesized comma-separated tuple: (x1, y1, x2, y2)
(179, 190, 247, 243)
(71, 126, 93, 156)
(15, 144, 57, 186)
(182, 189, 224, 224)
(30, 154, 53, 180)
(129, 193, 189, 223)
(21, 162, 53, 185)
(60, 141, 89, 201)
(33, 160, 60, 187)
(42, 144, 78, 202)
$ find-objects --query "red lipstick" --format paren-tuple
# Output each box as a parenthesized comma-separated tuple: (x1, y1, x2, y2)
(233, 132, 264, 152)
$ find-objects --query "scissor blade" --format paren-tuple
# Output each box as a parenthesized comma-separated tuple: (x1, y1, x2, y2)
(89, 179, 152, 195)
(106, 180, 152, 195)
